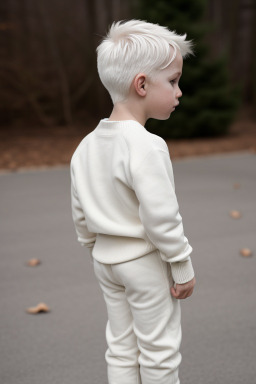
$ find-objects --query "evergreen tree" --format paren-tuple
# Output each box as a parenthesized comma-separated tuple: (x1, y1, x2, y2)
(134, 0, 241, 138)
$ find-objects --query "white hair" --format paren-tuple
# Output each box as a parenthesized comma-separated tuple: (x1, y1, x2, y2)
(96, 19, 195, 104)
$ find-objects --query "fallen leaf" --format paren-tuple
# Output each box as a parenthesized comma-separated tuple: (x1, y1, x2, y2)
(240, 248, 253, 257)
(229, 210, 242, 219)
(26, 258, 41, 266)
(26, 302, 50, 314)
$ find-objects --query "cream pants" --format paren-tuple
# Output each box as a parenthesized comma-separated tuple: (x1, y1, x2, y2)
(92, 249, 182, 384)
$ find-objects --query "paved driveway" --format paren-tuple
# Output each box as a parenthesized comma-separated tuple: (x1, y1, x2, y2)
(0, 152, 255, 384)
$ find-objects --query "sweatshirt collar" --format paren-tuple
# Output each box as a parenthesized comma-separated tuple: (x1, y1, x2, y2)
(95, 119, 145, 134)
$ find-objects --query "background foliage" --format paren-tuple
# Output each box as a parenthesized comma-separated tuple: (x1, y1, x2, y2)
(0, 0, 255, 137)
(135, 0, 241, 137)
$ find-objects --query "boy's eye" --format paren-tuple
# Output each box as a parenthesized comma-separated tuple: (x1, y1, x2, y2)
(170, 79, 177, 85)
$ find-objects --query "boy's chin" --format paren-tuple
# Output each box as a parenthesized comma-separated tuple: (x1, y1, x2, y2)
(148, 110, 173, 121)
(154, 114, 172, 121)
(158, 110, 175, 120)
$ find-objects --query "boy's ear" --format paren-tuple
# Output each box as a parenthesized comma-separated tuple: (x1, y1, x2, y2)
(133, 73, 147, 97)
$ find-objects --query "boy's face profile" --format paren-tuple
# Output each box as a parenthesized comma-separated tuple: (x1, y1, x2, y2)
(135, 49, 183, 122)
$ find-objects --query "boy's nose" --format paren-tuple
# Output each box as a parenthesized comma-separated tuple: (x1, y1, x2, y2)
(177, 87, 182, 98)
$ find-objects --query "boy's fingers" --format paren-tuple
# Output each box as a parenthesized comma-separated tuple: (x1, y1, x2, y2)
(170, 286, 183, 298)
(171, 277, 196, 299)
(170, 285, 194, 299)
(170, 286, 177, 297)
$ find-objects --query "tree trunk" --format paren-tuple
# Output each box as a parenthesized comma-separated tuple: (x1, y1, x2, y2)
(36, 1, 73, 126)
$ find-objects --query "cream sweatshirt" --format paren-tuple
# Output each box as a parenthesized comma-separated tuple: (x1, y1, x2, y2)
(70, 119, 194, 284)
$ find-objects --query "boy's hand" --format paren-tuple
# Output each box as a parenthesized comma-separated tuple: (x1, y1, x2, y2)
(170, 277, 196, 299)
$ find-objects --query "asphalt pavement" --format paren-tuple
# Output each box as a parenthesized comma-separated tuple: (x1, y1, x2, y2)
(0, 152, 255, 384)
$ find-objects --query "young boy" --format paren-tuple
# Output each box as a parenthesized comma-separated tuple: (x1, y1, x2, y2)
(70, 19, 196, 384)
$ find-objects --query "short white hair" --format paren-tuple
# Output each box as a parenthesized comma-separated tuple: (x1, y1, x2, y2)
(96, 19, 194, 104)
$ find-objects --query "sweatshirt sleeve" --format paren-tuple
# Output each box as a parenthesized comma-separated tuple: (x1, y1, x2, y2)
(70, 165, 96, 249)
(132, 148, 194, 284)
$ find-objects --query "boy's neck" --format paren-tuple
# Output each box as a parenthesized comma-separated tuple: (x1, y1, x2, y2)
(108, 102, 147, 126)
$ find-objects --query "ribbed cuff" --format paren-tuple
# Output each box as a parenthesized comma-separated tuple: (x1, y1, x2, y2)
(171, 257, 195, 284)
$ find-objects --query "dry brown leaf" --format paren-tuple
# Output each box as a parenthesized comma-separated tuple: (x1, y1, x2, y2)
(26, 258, 41, 266)
(240, 248, 253, 257)
(229, 210, 242, 219)
(26, 302, 50, 314)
